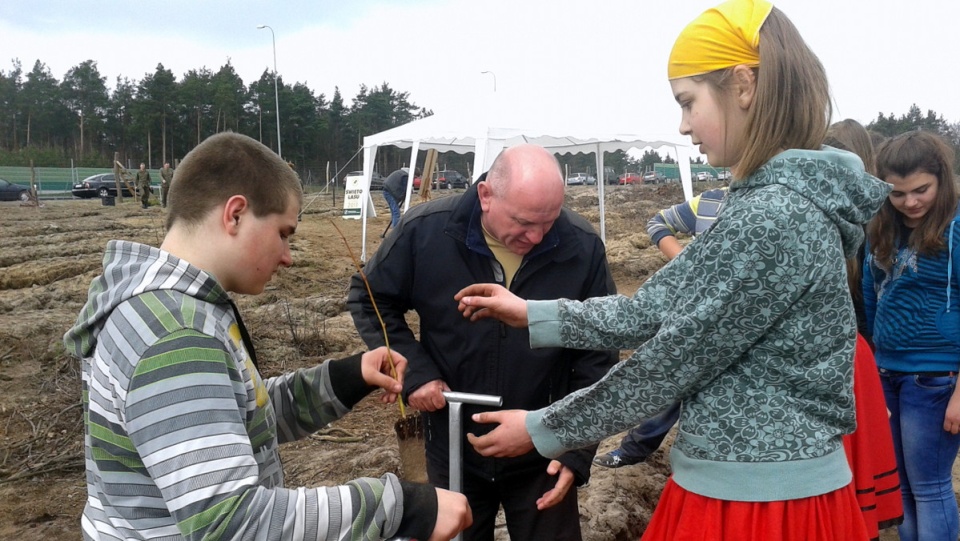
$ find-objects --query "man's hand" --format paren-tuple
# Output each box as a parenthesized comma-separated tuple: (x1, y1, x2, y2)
(429, 488, 472, 541)
(360, 347, 406, 404)
(455, 284, 529, 327)
(536, 461, 574, 510)
(466, 410, 534, 457)
(408, 379, 450, 412)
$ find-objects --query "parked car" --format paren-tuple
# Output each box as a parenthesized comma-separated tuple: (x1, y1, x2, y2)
(0, 178, 31, 201)
(618, 172, 642, 185)
(695, 171, 715, 182)
(434, 170, 467, 189)
(344, 171, 384, 190)
(566, 172, 590, 186)
(642, 171, 666, 184)
(71, 173, 135, 199)
(717, 169, 732, 181)
(584, 174, 597, 185)
(603, 167, 618, 185)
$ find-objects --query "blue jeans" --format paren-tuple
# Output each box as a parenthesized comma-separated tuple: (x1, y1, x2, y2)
(619, 402, 681, 461)
(881, 369, 960, 541)
(383, 190, 402, 228)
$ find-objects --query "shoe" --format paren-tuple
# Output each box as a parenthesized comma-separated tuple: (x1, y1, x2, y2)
(593, 448, 642, 469)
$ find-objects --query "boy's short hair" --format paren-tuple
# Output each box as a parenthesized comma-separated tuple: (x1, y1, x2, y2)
(165, 132, 303, 230)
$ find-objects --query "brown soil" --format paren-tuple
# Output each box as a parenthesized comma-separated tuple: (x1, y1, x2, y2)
(0, 183, 927, 540)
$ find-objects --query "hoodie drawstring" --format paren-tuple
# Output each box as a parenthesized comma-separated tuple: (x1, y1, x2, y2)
(949, 221, 956, 313)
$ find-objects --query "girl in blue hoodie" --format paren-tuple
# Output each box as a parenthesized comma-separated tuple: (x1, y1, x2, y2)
(863, 131, 960, 541)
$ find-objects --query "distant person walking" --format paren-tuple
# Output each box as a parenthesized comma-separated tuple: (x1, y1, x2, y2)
(136, 163, 152, 209)
(159, 162, 173, 208)
(382, 168, 409, 235)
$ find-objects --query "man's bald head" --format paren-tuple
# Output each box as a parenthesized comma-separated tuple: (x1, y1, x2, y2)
(478, 144, 566, 256)
(486, 144, 564, 198)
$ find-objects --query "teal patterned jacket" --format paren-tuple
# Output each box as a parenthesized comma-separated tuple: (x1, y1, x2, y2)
(525, 147, 891, 502)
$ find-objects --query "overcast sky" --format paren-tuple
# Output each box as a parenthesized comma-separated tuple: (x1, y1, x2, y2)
(2, 0, 957, 142)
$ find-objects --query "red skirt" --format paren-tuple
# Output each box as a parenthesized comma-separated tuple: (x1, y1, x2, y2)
(640, 477, 869, 541)
(843, 334, 904, 539)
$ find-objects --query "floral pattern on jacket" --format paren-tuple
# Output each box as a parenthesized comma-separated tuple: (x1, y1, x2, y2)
(527, 148, 891, 500)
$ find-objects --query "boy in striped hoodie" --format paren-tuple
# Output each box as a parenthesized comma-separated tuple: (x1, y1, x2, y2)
(64, 132, 470, 541)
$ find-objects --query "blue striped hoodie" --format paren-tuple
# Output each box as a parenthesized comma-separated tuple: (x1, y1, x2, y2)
(863, 212, 960, 373)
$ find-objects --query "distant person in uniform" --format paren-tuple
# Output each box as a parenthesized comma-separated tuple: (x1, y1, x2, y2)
(136, 163, 152, 209)
(159, 162, 174, 208)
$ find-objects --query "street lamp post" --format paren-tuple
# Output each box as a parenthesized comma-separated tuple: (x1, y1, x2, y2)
(257, 24, 282, 159)
(480, 70, 497, 92)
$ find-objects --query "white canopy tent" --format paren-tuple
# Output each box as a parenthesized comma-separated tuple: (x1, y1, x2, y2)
(357, 98, 695, 260)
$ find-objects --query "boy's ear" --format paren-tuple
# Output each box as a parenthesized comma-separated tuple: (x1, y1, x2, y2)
(732, 65, 757, 110)
(222, 195, 249, 235)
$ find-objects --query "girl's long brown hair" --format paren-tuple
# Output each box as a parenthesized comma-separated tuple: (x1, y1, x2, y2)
(736, 8, 831, 179)
(867, 131, 958, 270)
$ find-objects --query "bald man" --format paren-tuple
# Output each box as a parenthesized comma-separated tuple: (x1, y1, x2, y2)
(348, 144, 617, 541)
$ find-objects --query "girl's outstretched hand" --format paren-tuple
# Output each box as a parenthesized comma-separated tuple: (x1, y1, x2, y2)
(466, 410, 535, 457)
(455, 284, 529, 328)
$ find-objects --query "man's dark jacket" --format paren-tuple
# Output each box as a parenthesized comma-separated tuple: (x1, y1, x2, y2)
(347, 177, 617, 485)
(383, 169, 408, 202)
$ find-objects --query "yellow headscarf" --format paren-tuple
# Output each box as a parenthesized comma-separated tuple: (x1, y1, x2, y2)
(668, 0, 774, 80)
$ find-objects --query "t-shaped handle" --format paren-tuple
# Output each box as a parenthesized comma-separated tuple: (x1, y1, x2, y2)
(442, 391, 503, 495)
(443, 391, 502, 541)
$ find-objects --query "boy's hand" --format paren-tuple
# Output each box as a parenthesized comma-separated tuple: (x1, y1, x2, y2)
(455, 284, 528, 327)
(429, 488, 472, 541)
(360, 347, 406, 404)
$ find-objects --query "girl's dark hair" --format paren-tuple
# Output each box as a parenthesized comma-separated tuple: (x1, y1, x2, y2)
(867, 131, 958, 269)
(824, 119, 876, 306)
(824, 119, 876, 176)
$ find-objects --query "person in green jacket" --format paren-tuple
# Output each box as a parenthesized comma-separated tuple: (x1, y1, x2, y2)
(159, 161, 174, 208)
(65, 132, 471, 541)
(135, 162, 152, 209)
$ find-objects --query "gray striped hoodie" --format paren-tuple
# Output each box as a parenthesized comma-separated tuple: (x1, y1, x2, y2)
(64, 240, 435, 541)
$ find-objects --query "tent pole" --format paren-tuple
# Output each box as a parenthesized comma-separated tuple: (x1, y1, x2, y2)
(596, 143, 605, 243)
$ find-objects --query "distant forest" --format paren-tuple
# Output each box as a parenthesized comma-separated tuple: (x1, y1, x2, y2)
(1, 58, 957, 179)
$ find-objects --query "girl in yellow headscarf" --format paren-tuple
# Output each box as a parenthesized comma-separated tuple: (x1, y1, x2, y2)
(455, 0, 892, 539)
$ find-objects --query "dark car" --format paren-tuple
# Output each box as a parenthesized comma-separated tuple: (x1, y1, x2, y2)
(603, 167, 618, 185)
(0, 178, 30, 201)
(433, 170, 466, 189)
(72, 173, 135, 199)
(344, 171, 384, 190)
